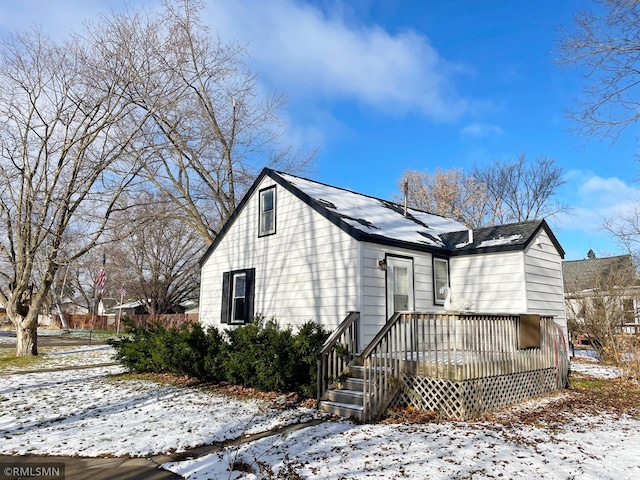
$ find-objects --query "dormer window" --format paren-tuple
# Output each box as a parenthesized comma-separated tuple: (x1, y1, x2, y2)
(259, 186, 276, 236)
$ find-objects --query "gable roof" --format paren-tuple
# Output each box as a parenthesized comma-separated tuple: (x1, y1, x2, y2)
(563, 254, 636, 292)
(201, 168, 565, 265)
(440, 219, 565, 257)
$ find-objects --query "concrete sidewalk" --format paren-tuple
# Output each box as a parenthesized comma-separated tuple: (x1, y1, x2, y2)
(0, 454, 181, 479)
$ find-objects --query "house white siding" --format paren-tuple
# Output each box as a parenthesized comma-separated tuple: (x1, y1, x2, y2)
(524, 230, 567, 333)
(450, 251, 527, 313)
(360, 242, 436, 346)
(199, 176, 359, 331)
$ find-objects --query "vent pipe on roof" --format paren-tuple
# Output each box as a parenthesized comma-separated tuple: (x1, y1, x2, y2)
(403, 180, 408, 218)
(468, 229, 473, 244)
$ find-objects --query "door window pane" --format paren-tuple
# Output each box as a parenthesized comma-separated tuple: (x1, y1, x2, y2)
(395, 267, 408, 295)
(393, 266, 409, 311)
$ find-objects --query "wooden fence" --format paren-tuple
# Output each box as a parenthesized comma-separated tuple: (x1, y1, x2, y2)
(55, 313, 198, 331)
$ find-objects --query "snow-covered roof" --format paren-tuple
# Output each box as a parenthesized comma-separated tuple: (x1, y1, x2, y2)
(440, 219, 563, 257)
(278, 172, 467, 248)
(200, 169, 564, 265)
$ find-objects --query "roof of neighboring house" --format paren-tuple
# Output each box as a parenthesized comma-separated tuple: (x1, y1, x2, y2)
(563, 254, 637, 292)
(109, 299, 198, 314)
(201, 169, 565, 265)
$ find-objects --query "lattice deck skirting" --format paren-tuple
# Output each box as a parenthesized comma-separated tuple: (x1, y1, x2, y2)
(390, 368, 558, 420)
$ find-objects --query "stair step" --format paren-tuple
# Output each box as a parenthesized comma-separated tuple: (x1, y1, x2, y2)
(324, 388, 367, 405)
(319, 400, 364, 420)
(347, 365, 393, 379)
(343, 377, 365, 391)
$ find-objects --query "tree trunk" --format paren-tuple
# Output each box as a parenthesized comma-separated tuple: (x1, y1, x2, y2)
(15, 321, 38, 356)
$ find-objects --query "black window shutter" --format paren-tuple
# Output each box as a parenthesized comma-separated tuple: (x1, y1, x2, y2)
(245, 268, 255, 323)
(221, 272, 230, 323)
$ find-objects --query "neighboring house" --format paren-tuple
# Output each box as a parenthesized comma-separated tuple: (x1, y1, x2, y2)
(199, 168, 568, 419)
(563, 253, 640, 340)
(60, 297, 90, 316)
(109, 299, 198, 317)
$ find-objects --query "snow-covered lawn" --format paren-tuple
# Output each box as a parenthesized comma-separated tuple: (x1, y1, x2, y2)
(165, 410, 640, 480)
(0, 346, 323, 457)
(1, 345, 117, 373)
(1, 345, 639, 479)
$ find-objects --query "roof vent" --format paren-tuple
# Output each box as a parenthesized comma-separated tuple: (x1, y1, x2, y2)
(403, 180, 408, 218)
(468, 229, 474, 244)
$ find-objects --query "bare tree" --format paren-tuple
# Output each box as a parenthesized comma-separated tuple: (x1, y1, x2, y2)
(557, 0, 640, 142)
(398, 154, 568, 228)
(603, 204, 640, 265)
(471, 154, 569, 225)
(0, 28, 146, 356)
(107, 193, 204, 315)
(396, 168, 493, 228)
(564, 255, 639, 362)
(91, 0, 313, 245)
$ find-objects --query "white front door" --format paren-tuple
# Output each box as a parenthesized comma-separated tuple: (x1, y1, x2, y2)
(386, 256, 414, 319)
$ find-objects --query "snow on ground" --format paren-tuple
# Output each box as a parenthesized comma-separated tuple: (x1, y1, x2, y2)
(570, 349, 623, 378)
(1, 345, 117, 373)
(2, 344, 640, 479)
(164, 411, 640, 480)
(0, 347, 323, 457)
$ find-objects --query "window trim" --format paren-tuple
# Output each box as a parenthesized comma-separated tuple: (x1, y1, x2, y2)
(258, 186, 276, 237)
(221, 268, 255, 324)
(433, 256, 450, 306)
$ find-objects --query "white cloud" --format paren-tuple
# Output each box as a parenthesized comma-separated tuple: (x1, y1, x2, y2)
(557, 170, 640, 233)
(204, 0, 471, 121)
(460, 122, 503, 138)
(0, 0, 123, 39)
(1, 0, 476, 123)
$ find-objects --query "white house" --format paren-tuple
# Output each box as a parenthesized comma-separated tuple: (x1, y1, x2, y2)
(199, 168, 567, 347)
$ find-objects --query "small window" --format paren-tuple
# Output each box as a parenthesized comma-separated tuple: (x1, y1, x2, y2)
(221, 268, 255, 324)
(433, 257, 449, 305)
(231, 273, 247, 323)
(259, 187, 276, 236)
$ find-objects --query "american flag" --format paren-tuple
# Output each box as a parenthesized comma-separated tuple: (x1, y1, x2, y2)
(119, 285, 126, 298)
(96, 267, 106, 296)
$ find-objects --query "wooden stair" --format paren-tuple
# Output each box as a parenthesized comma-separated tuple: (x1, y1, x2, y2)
(318, 364, 368, 421)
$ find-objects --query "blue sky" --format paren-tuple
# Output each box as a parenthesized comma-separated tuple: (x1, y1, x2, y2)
(1, 0, 638, 261)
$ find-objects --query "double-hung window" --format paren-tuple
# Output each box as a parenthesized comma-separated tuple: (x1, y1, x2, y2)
(259, 186, 276, 236)
(433, 257, 449, 305)
(221, 268, 255, 324)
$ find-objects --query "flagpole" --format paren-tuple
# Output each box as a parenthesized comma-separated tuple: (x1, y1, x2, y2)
(89, 281, 95, 346)
(116, 286, 125, 335)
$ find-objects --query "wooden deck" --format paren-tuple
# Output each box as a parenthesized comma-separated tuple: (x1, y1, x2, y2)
(318, 312, 568, 420)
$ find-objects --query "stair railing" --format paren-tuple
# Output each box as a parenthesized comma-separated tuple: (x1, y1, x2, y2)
(358, 312, 405, 421)
(317, 311, 360, 402)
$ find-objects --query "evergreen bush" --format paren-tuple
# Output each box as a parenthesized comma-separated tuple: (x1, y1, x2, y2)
(108, 315, 330, 397)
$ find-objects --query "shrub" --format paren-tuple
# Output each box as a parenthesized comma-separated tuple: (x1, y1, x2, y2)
(109, 316, 331, 398)
(109, 319, 225, 380)
(222, 317, 297, 392)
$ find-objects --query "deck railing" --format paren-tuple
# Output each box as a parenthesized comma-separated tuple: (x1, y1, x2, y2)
(317, 311, 360, 402)
(360, 312, 564, 420)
